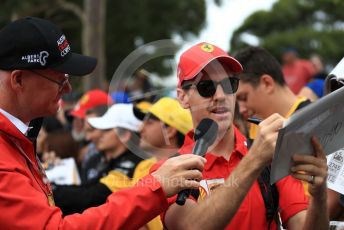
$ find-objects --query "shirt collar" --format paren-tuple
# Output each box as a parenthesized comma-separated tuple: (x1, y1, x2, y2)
(285, 96, 309, 118)
(206, 128, 248, 170)
(0, 108, 30, 135)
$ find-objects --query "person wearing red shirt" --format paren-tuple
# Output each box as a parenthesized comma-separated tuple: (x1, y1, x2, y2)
(161, 42, 328, 230)
(0, 17, 205, 229)
(282, 48, 316, 94)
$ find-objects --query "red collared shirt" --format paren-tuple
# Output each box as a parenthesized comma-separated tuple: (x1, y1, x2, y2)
(163, 126, 308, 230)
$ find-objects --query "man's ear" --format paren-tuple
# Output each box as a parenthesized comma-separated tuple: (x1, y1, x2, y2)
(260, 74, 275, 94)
(177, 88, 190, 109)
(165, 126, 178, 140)
(118, 130, 131, 144)
(10, 70, 24, 90)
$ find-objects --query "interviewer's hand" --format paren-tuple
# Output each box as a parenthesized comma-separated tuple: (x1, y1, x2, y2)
(250, 113, 284, 166)
(151, 154, 206, 197)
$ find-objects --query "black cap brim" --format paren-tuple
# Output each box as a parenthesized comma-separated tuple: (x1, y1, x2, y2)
(133, 106, 146, 121)
(51, 52, 97, 76)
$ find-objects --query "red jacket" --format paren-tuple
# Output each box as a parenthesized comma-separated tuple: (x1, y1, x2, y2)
(0, 112, 167, 230)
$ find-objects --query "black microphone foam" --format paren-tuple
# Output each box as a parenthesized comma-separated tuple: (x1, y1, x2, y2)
(176, 118, 218, 205)
(192, 118, 218, 156)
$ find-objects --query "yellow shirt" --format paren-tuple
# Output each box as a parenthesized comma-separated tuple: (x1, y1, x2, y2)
(132, 158, 163, 230)
(100, 158, 163, 230)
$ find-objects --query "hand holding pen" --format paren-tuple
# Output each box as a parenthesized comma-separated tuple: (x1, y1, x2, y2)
(247, 117, 262, 125)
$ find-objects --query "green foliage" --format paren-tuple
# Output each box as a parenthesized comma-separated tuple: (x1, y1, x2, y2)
(230, 0, 344, 65)
(0, 0, 206, 80)
(0, 0, 83, 53)
(105, 0, 206, 78)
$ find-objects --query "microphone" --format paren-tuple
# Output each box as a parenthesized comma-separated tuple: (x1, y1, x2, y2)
(176, 118, 218, 205)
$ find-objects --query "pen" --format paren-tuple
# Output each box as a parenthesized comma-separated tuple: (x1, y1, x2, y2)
(247, 117, 262, 125)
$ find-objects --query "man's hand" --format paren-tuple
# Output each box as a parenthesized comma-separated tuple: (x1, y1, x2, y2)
(151, 154, 206, 197)
(250, 113, 285, 166)
(291, 136, 328, 198)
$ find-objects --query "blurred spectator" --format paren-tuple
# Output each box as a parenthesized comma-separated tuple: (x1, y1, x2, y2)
(110, 91, 130, 104)
(45, 130, 79, 160)
(310, 54, 327, 80)
(282, 48, 316, 94)
(41, 130, 80, 171)
(69, 89, 112, 143)
(62, 92, 83, 110)
(70, 89, 112, 118)
(59, 92, 82, 129)
(36, 116, 64, 159)
(233, 101, 248, 137)
(53, 104, 143, 215)
(36, 116, 79, 171)
(137, 97, 192, 160)
(133, 97, 193, 230)
(298, 55, 327, 101)
(129, 69, 154, 101)
(69, 89, 112, 168)
(79, 105, 109, 184)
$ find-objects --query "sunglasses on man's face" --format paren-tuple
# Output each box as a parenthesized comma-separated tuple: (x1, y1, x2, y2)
(182, 77, 239, 98)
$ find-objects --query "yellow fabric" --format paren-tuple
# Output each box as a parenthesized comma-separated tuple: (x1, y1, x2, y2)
(136, 101, 152, 113)
(249, 97, 309, 140)
(101, 158, 163, 230)
(285, 97, 310, 196)
(132, 158, 163, 230)
(248, 97, 310, 196)
(284, 97, 308, 118)
(248, 123, 259, 140)
(149, 97, 193, 135)
(132, 158, 157, 182)
(100, 170, 132, 192)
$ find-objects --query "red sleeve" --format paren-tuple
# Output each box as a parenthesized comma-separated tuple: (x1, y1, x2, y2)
(150, 159, 197, 227)
(0, 170, 168, 230)
(149, 159, 166, 174)
(276, 175, 309, 224)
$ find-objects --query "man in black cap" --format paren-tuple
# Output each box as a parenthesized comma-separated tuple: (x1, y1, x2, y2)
(0, 17, 205, 229)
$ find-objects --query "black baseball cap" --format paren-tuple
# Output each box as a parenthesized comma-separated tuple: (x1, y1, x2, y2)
(0, 17, 97, 76)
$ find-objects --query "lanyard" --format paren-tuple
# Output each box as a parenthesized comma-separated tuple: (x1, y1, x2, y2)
(2, 133, 55, 206)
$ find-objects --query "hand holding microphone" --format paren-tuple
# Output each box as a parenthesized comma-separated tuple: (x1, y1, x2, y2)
(176, 118, 218, 205)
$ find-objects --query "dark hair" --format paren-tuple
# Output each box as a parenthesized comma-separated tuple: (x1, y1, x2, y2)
(46, 130, 79, 159)
(176, 131, 185, 147)
(85, 105, 109, 117)
(234, 46, 285, 87)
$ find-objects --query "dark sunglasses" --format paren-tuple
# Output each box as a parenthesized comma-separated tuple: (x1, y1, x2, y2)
(182, 77, 239, 98)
